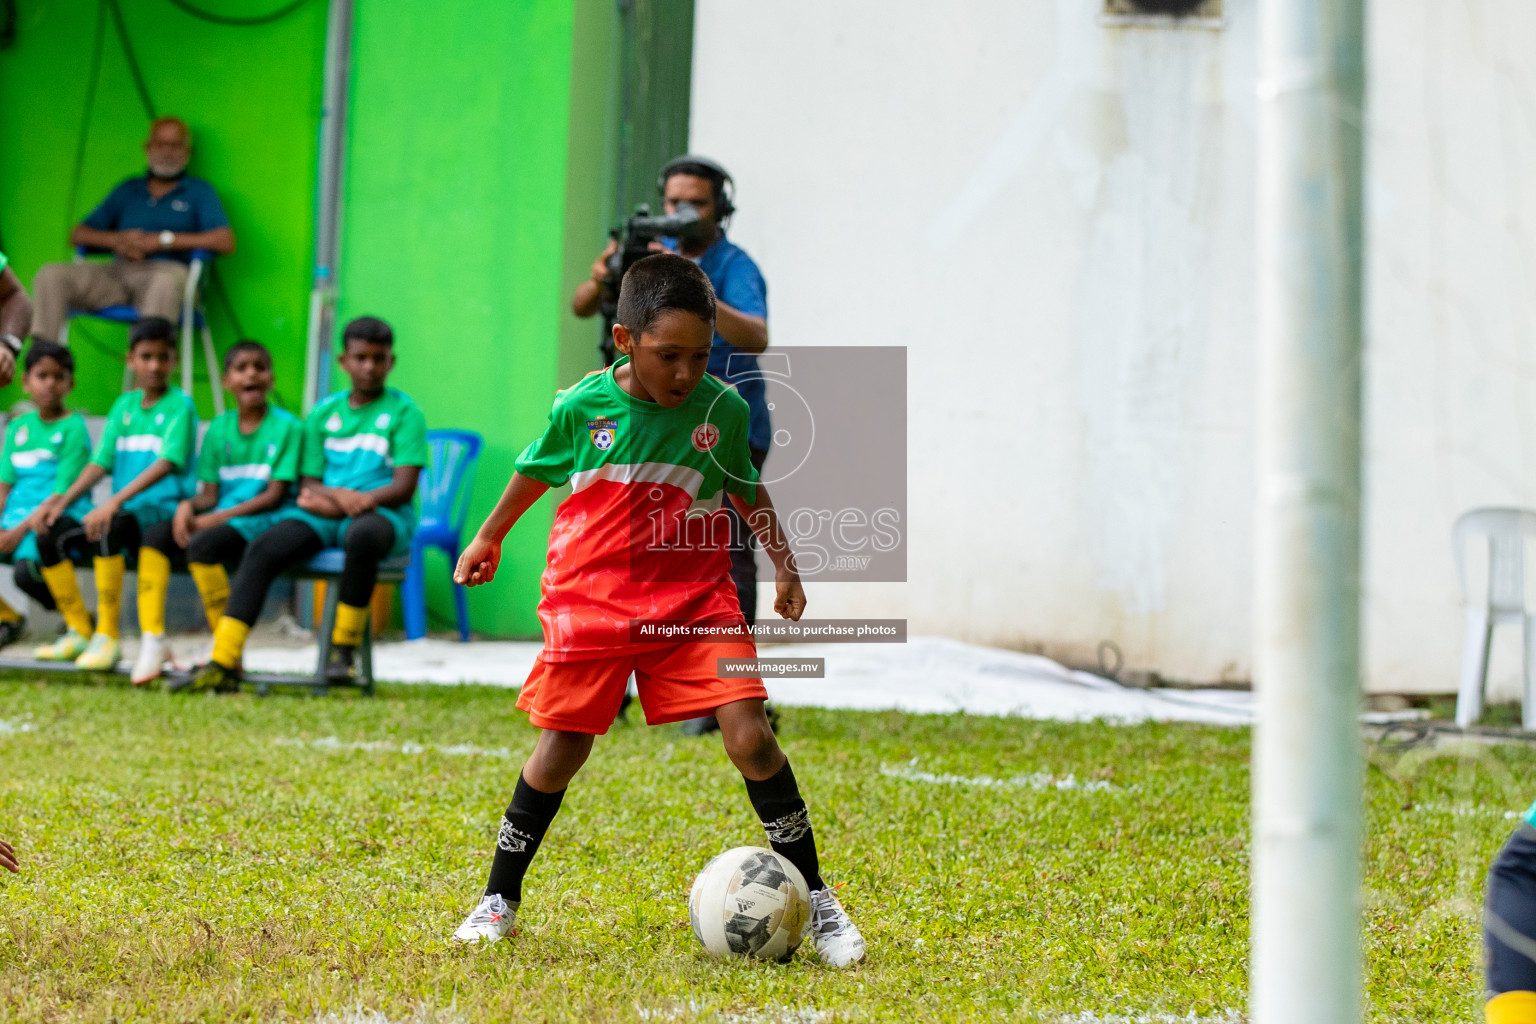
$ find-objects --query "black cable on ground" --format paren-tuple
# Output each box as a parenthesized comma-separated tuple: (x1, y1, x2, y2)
(162, 0, 311, 28)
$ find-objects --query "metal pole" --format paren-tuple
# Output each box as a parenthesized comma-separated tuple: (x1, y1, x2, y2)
(304, 0, 354, 412)
(1252, 0, 1365, 1021)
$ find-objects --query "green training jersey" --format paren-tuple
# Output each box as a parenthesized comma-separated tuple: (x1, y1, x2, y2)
(91, 387, 197, 516)
(1525, 799, 1535, 828)
(197, 406, 302, 512)
(514, 358, 760, 659)
(301, 387, 427, 492)
(0, 411, 93, 529)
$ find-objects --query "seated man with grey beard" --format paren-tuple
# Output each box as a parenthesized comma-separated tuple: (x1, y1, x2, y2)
(30, 116, 235, 344)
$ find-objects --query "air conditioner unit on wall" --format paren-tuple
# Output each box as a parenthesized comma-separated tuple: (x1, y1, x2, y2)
(1102, 0, 1224, 28)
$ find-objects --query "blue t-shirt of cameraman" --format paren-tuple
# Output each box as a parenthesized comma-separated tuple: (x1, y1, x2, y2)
(669, 233, 771, 454)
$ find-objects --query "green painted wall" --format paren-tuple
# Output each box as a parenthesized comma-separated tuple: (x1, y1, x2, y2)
(0, 0, 326, 418)
(1, 0, 637, 638)
(337, 0, 619, 638)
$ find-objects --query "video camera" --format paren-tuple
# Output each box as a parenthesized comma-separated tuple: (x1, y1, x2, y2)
(598, 201, 708, 363)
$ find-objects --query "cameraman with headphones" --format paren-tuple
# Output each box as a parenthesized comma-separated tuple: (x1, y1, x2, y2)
(573, 156, 771, 735)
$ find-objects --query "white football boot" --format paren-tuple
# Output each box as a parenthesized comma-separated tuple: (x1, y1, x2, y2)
(131, 632, 171, 686)
(808, 886, 865, 967)
(450, 893, 519, 944)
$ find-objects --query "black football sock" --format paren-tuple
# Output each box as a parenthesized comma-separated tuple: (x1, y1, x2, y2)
(743, 760, 825, 891)
(484, 772, 565, 902)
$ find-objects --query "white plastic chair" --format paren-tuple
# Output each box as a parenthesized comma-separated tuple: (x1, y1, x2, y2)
(1453, 507, 1536, 729)
(58, 247, 224, 415)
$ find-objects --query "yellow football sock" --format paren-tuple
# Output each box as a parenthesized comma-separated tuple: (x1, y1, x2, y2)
(93, 554, 125, 640)
(210, 616, 250, 670)
(41, 561, 93, 639)
(189, 562, 230, 630)
(333, 602, 368, 647)
(0, 597, 22, 624)
(136, 547, 171, 636)
(1489, 991, 1536, 1024)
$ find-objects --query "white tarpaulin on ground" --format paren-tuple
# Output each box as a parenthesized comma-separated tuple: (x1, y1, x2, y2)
(240, 635, 1261, 725)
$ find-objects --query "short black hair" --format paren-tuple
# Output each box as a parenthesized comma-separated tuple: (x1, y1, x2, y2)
(222, 338, 272, 373)
(342, 316, 393, 349)
(129, 316, 176, 351)
(616, 253, 716, 338)
(24, 339, 73, 376)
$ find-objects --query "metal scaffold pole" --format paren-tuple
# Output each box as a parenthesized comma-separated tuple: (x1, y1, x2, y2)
(304, 0, 354, 413)
(1251, 0, 1366, 1021)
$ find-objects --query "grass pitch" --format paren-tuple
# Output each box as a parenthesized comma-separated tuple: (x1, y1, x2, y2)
(0, 676, 1522, 1022)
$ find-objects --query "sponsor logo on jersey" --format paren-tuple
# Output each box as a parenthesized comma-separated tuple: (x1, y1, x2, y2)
(587, 417, 618, 451)
(691, 422, 720, 452)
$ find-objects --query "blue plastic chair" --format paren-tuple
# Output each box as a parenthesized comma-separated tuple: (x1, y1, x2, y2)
(59, 246, 225, 415)
(404, 429, 483, 641)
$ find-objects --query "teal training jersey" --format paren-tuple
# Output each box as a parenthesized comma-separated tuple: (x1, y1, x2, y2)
(197, 407, 302, 512)
(301, 387, 427, 489)
(0, 411, 93, 529)
(1525, 799, 1535, 828)
(92, 387, 197, 516)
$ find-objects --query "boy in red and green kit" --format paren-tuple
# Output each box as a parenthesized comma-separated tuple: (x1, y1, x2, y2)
(447, 254, 864, 967)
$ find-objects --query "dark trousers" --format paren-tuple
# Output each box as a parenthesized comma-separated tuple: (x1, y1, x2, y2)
(39, 513, 139, 565)
(1488, 821, 1536, 994)
(11, 559, 54, 610)
(141, 520, 248, 570)
(726, 448, 770, 623)
(224, 514, 396, 626)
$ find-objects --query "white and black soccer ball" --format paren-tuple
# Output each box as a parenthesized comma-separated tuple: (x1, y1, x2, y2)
(688, 846, 811, 961)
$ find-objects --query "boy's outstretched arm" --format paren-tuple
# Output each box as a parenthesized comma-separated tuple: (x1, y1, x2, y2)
(453, 471, 549, 587)
(729, 483, 805, 621)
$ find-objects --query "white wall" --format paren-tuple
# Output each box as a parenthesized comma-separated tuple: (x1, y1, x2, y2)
(692, 0, 1536, 696)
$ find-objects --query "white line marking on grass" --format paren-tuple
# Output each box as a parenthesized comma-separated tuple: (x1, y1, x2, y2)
(0, 714, 36, 735)
(636, 1002, 828, 1023)
(1054, 1012, 1244, 1023)
(881, 758, 1121, 792)
(273, 737, 512, 759)
(308, 1007, 466, 1024)
(1412, 802, 1526, 820)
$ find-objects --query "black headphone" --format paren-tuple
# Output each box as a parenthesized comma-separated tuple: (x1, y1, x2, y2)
(657, 154, 735, 221)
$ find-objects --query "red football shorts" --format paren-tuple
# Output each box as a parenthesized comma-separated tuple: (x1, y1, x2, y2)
(515, 642, 768, 734)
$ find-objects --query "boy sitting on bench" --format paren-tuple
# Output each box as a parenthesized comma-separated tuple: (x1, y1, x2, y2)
(131, 340, 301, 685)
(183, 316, 425, 693)
(0, 342, 94, 648)
(36, 317, 196, 669)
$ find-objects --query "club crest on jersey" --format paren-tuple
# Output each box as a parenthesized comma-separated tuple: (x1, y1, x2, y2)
(691, 422, 720, 452)
(14, 427, 25, 446)
(326, 413, 343, 432)
(587, 417, 618, 451)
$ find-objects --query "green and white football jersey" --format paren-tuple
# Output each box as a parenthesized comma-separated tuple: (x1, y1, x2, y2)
(91, 387, 197, 520)
(0, 410, 93, 529)
(197, 406, 303, 538)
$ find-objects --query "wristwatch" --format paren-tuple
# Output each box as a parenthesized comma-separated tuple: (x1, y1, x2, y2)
(158, 230, 175, 249)
(0, 334, 20, 357)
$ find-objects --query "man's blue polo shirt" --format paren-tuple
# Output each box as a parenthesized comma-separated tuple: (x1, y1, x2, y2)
(83, 174, 230, 265)
(668, 232, 770, 452)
